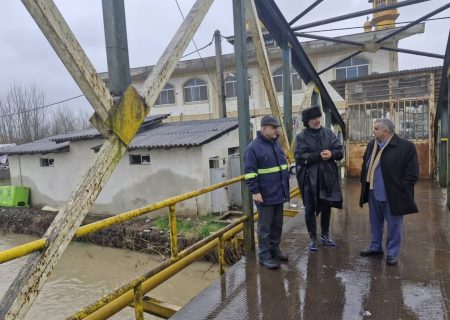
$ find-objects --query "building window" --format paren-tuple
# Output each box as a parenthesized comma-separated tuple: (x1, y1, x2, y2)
(225, 75, 252, 98)
(184, 78, 208, 102)
(272, 68, 303, 93)
(40, 158, 54, 167)
(129, 154, 151, 165)
(335, 57, 369, 80)
(155, 83, 175, 105)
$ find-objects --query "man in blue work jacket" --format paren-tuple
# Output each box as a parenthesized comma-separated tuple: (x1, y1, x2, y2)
(244, 115, 290, 269)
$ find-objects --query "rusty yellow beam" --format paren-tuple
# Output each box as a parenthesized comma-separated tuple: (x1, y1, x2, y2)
(283, 209, 299, 217)
(133, 284, 144, 320)
(218, 235, 225, 275)
(169, 205, 178, 259)
(130, 296, 181, 319)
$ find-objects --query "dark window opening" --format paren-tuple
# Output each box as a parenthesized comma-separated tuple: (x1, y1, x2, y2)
(130, 154, 151, 165)
(40, 158, 54, 167)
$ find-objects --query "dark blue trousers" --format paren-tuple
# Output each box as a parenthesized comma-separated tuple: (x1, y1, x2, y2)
(368, 191, 403, 257)
(257, 203, 284, 260)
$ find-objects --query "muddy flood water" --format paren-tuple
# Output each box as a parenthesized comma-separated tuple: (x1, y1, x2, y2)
(0, 233, 220, 319)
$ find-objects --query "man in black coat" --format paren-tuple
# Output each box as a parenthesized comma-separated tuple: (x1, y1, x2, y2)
(360, 118, 419, 266)
(295, 106, 343, 252)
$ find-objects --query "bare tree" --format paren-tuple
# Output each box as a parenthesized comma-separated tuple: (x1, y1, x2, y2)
(49, 106, 91, 136)
(0, 82, 90, 144)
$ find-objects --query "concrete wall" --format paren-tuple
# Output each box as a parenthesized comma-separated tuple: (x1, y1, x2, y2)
(8, 130, 240, 216)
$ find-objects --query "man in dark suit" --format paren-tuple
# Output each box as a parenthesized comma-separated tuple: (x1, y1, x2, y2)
(359, 118, 419, 265)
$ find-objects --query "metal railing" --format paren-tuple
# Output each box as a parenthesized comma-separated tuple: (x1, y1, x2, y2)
(0, 176, 244, 264)
(69, 187, 300, 320)
(0, 175, 300, 319)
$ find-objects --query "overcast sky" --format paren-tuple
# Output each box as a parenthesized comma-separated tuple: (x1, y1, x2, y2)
(0, 0, 448, 113)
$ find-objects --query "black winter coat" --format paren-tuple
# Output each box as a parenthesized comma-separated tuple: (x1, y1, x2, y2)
(359, 134, 419, 216)
(295, 127, 343, 212)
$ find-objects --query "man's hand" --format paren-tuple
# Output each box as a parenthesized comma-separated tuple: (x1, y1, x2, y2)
(320, 150, 332, 161)
(253, 193, 263, 203)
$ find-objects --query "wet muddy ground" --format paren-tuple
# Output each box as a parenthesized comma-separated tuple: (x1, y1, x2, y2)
(172, 179, 450, 320)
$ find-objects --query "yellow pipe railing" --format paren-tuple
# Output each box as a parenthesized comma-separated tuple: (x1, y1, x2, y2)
(1, 172, 299, 319)
(0, 176, 244, 264)
(0, 238, 47, 264)
(70, 188, 300, 320)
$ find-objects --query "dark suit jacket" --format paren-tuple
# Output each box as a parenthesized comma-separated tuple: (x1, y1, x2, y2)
(359, 134, 419, 216)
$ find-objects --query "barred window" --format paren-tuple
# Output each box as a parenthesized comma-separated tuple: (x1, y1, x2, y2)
(155, 84, 175, 105)
(184, 78, 208, 102)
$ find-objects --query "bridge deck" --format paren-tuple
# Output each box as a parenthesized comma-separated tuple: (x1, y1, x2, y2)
(171, 179, 450, 320)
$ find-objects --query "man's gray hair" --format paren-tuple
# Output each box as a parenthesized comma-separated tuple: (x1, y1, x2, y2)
(374, 118, 395, 133)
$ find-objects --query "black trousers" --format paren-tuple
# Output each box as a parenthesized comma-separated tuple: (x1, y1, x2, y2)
(302, 182, 331, 238)
(257, 203, 284, 260)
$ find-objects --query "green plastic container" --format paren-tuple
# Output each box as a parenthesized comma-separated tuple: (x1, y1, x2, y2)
(0, 186, 30, 207)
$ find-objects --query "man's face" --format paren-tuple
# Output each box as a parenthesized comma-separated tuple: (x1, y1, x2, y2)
(308, 117, 321, 129)
(261, 125, 279, 140)
(373, 123, 388, 140)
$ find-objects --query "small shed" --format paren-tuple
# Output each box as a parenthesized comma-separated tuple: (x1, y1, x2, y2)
(331, 66, 441, 177)
(3, 116, 240, 215)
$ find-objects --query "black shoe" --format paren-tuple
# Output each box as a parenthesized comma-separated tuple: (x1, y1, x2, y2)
(273, 252, 289, 262)
(308, 239, 318, 252)
(259, 258, 280, 269)
(320, 235, 336, 247)
(386, 256, 398, 265)
(360, 249, 384, 257)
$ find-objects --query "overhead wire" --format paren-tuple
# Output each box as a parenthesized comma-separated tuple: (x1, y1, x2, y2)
(173, 0, 218, 94)
(0, 94, 84, 118)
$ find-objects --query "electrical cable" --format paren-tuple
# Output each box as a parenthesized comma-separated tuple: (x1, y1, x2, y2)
(0, 94, 84, 118)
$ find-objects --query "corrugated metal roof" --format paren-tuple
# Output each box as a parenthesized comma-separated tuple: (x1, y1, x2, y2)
(129, 118, 239, 149)
(51, 113, 170, 143)
(2, 139, 69, 155)
(3, 117, 238, 155)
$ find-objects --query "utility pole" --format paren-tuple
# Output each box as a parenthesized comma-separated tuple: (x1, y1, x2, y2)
(233, 0, 254, 253)
(447, 66, 450, 208)
(440, 101, 448, 188)
(215, 30, 227, 118)
(282, 40, 293, 143)
(102, 0, 131, 96)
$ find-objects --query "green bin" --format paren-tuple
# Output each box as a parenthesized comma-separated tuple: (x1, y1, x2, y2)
(0, 186, 30, 207)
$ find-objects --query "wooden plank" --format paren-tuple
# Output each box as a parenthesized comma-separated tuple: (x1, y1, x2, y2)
(0, 135, 126, 320)
(21, 0, 113, 124)
(140, 0, 214, 108)
(1, 0, 215, 317)
(245, 0, 292, 161)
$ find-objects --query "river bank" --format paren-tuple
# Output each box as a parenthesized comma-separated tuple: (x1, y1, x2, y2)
(1, 233, 220, 320)
(0, 206, 243, 263)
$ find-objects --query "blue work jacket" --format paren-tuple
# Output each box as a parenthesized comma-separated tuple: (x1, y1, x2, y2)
(244, 131, 290, 205)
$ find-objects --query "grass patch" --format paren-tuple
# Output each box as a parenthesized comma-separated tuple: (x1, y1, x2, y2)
(152, 214, 227, 239)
